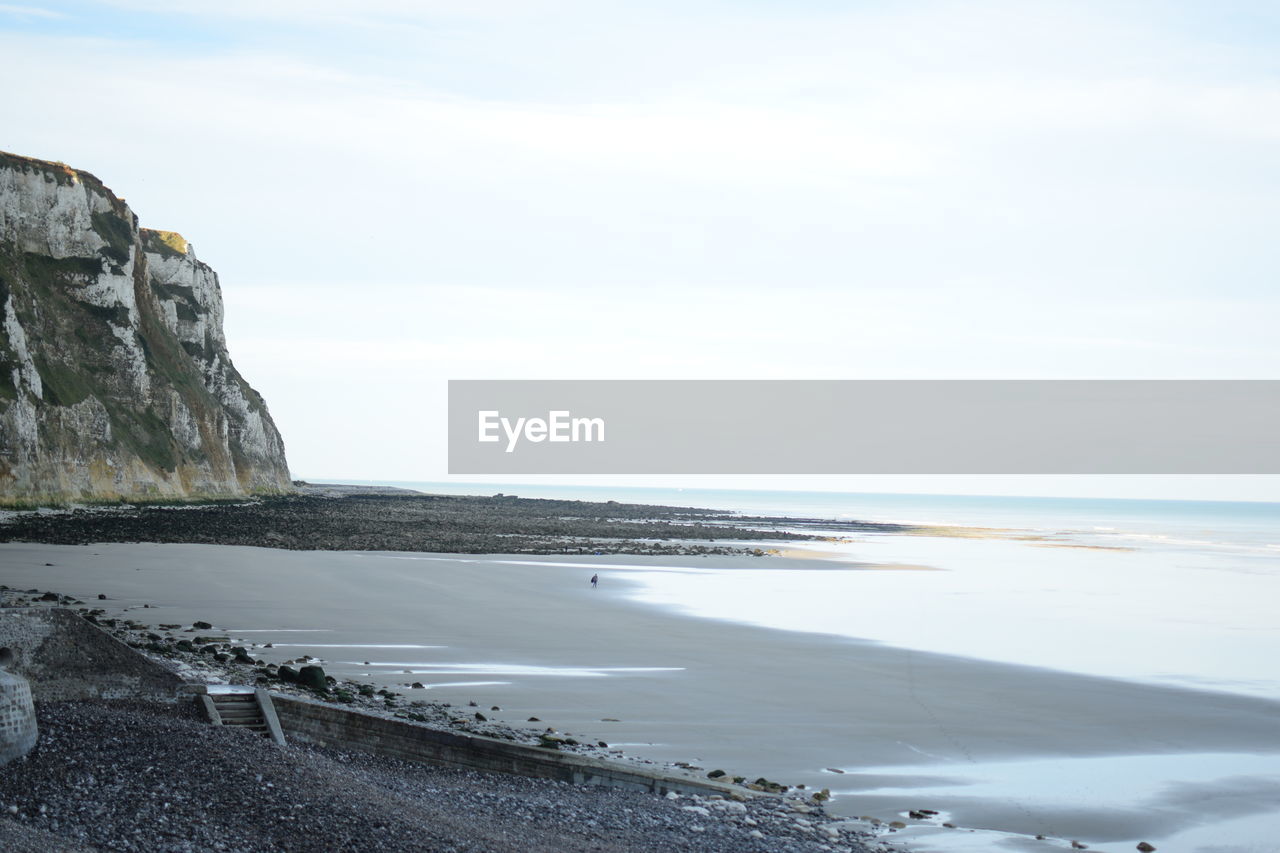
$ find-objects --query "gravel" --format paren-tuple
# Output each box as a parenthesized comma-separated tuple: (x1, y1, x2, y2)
(0, 701, 893, 853)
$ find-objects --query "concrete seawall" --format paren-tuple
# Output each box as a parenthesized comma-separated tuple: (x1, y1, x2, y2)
(0, 607, 191, 701)
(0, 663, 37, 765)
(271, 694, 756, 798)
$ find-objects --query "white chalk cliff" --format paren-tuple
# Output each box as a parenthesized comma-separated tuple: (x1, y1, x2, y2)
(0, 151, 291, 504)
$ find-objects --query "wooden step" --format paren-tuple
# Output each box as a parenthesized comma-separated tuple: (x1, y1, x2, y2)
(218, 713, 265, 723)
(199, 688, 286, 746)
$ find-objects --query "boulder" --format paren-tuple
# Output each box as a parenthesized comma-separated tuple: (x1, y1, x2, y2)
(297, 665, 328, 692)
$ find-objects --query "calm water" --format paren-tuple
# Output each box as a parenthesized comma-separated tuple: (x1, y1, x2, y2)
(344, 479, 1279, 566)
(350, 480, 1279, 544)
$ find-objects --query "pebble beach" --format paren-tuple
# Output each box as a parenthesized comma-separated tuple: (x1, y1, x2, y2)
(0, 700, 888, 853)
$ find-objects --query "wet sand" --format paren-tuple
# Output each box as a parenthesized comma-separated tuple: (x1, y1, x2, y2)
(3, 542, 1279, 849)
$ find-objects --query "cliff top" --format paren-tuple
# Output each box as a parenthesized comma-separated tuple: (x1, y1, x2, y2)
(1, 149, 109, 193)
(0, 149, 131, 220)
(2, 151, 195, 253)
(141, 228, 190, 257)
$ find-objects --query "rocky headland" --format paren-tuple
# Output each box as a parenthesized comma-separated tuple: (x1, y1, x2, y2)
(0, 152, 291, 506)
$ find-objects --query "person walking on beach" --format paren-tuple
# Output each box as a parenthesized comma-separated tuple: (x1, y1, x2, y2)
(590, 573, 599, 589)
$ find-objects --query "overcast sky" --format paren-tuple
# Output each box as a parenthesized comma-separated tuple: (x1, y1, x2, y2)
(3, 1, 1278, 500)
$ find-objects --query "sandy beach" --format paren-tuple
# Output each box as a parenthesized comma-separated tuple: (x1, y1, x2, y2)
(3, 540, 1278, 851)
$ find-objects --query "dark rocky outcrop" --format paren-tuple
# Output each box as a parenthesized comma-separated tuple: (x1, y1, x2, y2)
(0, 491, 844, 554)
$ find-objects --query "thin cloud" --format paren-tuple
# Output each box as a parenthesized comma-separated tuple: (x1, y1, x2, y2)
(0, 3, 67, 17)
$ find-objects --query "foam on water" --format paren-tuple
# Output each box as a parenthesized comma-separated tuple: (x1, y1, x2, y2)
(345, 662, 685, 678)
(269, 644, 444, 649)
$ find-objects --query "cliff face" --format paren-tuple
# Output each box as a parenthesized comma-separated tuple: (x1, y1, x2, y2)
(0, 152, 291, 505)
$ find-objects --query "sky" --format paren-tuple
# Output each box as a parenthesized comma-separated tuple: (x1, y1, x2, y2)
(3, 1, 1278, 501)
